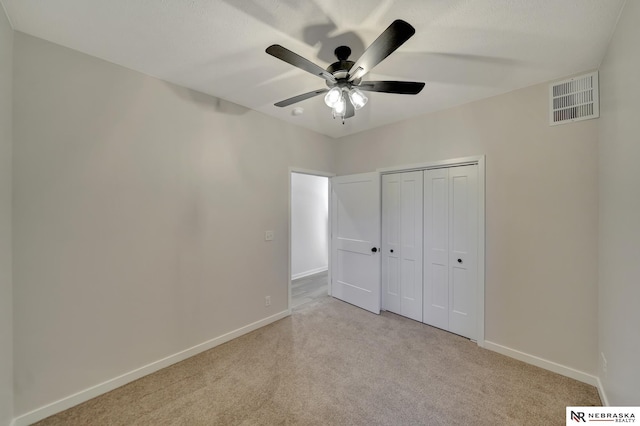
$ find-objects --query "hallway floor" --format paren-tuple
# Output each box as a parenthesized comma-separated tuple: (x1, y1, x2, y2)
(292, 270, 328, 309)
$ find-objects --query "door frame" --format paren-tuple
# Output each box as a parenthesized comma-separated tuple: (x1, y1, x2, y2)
(288, 168, 335, 313)
(377, 156, 486, 347)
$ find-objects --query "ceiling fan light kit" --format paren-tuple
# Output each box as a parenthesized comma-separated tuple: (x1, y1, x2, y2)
(324, 87, 342, 107)
(349, 88, 368, 110)
(324, 86, 367, 122)
(266, 19, 425, 123)
(332, 96, 347, 118)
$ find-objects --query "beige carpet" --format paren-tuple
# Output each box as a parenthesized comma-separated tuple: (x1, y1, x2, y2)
(36, 295, 600, 425)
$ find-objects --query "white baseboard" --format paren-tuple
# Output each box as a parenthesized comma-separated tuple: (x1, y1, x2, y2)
(596, 376, 610, 406)
(291, 266, 327, 280)
(484, 340, 599, 387)
(13, 309, 291, 426)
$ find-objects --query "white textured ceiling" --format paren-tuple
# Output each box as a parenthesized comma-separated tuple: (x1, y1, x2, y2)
(1, 0, 626, 138)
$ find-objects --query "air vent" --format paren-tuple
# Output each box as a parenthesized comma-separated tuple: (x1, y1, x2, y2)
(549, 71, 599, 126)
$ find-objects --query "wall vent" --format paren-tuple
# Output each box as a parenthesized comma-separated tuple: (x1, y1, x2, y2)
(549, 71, 599, 126)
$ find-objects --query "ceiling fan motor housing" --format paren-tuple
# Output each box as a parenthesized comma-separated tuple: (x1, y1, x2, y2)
(326, 46, 360, 87)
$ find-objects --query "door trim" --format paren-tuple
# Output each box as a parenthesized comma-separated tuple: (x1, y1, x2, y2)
(377, 156, 486, 348)
(288, 168, 335, 313)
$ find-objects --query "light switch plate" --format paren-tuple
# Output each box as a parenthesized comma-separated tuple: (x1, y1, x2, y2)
(265, 230, 274, 241)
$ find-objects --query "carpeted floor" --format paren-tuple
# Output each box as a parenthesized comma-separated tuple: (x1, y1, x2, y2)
(36, 295, 600, 425)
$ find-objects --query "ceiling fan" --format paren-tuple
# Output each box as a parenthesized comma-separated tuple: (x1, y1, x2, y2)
(266, 19, 425, 122)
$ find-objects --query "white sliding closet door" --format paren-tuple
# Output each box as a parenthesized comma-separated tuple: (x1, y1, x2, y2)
(448, 165, 478, 338)
(423, 168, 449, 330)
(382, 171, 423, 321)
(382, 174, 401, 314)
(423, 165, 478, 340)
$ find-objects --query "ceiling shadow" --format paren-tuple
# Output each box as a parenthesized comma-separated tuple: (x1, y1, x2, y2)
(221, 0, 365, 64)
(372, 51, 527, 88)
(303, 23, 365, 63)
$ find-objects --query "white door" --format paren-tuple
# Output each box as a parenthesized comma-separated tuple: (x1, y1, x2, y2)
(423, 165, 478, 339)
(423, 168, 450, 330)
(382, 173, 401, 314)
(448, 165, 478, 339)
(382, 171, 423, 321)
(331, 172, 381, 314)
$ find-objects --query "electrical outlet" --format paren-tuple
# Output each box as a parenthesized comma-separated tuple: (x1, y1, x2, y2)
(265, 296, 271, 306)
(601, 352, 608, 376)
(265, 231, 274, 241)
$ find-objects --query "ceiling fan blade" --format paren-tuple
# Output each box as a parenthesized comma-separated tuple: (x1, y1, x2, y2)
(348, 20, 416, 82)
(358, 81, 425, 95)
(266, 45, 336, 84)
(344, 96, 355, 119)
(274, 88, 329, 107)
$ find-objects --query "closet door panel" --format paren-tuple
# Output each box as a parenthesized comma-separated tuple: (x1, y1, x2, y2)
(382, 174, 401, 314)
(423, 168, 449, 330)
(400, 171, 423, 321)
(448, 165, 478, 340)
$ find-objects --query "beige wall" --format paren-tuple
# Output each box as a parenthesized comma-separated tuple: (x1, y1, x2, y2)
(598, 0, 640, 405)
(0, 6, 13, 426)
(12, 33, 335, 415)
(335, 81, 599, 375)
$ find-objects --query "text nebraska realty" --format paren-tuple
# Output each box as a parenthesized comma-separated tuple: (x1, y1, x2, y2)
(580, 411, 635, 422)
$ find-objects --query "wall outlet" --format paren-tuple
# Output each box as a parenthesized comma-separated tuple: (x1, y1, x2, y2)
(265, 230, 274, 241)
(601, 352, 608, 376)
(265, 296, 271, 306)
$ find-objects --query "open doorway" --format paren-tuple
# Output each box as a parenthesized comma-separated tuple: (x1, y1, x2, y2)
(289, 171, 330, 310)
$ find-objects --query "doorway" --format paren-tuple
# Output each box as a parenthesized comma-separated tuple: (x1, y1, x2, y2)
(289, 171, 332, 310)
